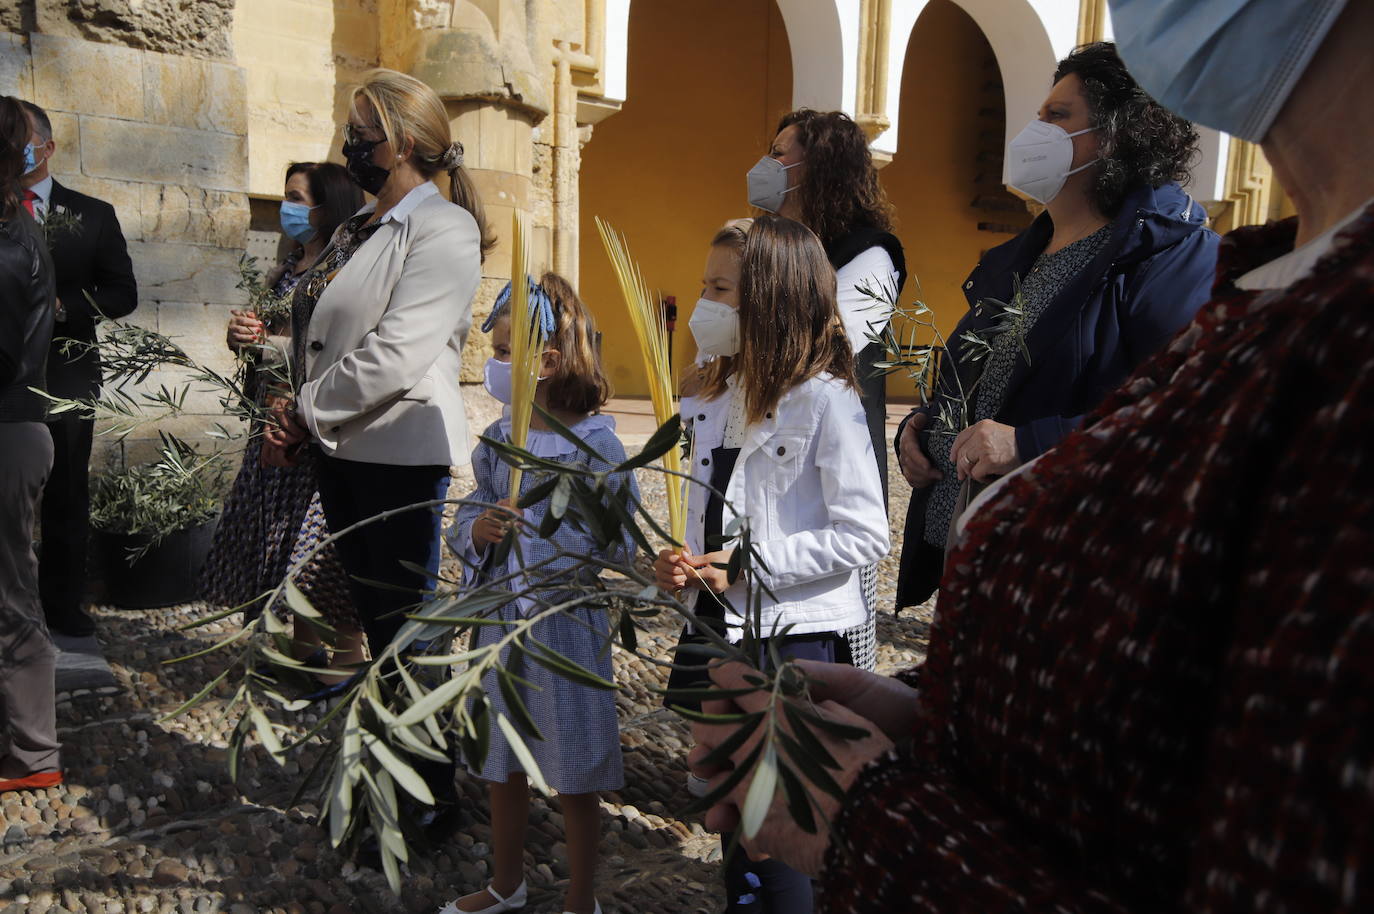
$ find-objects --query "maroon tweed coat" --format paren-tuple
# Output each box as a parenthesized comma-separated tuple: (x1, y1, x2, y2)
(820, 204, 1374, 912)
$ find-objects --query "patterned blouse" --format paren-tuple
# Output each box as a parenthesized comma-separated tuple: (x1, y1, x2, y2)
(289, 213, 382, 391)
(924, 225, 1112, 548)
(820, 206, 1374, 912)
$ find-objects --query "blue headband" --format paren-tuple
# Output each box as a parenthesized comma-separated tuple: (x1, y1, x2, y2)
(483, 275, 557, 336)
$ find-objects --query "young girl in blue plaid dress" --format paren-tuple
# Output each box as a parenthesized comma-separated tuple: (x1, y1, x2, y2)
(440, 273, 636, 914)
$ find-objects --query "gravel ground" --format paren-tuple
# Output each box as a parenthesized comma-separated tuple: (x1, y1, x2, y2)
(0, 459, 933, 914)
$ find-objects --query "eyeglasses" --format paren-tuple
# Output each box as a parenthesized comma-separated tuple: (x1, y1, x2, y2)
(342, 122, 384, 145)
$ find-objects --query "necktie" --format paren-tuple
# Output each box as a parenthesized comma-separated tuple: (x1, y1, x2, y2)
(21, 190, 38, 217)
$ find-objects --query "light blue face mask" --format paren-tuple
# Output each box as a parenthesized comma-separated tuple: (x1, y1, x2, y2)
(1109, 0, 1348, 143)
(279, 200, 318, 244)
(22, 143, 39, 176)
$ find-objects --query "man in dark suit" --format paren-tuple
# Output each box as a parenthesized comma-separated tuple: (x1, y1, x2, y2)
(20, 101, 138, 637)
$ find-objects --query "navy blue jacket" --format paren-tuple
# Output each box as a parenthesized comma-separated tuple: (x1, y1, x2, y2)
(894, 181, 1219, 607)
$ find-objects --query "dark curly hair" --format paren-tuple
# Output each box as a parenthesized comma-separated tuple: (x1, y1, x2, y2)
(1054, 42, 1199, 217)
(774, 109, 892, 245)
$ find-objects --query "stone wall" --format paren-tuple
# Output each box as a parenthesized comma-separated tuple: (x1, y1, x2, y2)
(0, 30, 250, 467)
(1, 0, 626, 463)
(232, 0, 380, 196)
(0, 0, 240, 60)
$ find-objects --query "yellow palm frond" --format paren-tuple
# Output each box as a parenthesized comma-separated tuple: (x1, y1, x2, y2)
(594, 216, 685, 544)
(507, 211, 544, 502)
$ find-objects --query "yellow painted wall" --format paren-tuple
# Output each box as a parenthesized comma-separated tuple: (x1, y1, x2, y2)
(578, 0, 792, 398)
(882, 0, 1007, 399)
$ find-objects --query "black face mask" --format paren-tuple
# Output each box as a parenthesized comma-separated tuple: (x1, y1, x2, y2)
(342, 137, 389, 196)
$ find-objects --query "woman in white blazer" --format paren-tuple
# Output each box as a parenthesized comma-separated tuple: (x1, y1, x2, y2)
(265, 69, 495, 663)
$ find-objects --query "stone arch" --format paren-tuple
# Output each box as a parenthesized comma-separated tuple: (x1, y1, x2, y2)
(578, 0, 793, 397)
(602, 0, 631, 103)
(600, 0, 847, 110)
(772, 0, 858, 112)
(879, 0, 1072, 181)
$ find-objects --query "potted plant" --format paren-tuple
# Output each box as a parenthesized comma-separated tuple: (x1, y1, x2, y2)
(91, 433, 226, 609)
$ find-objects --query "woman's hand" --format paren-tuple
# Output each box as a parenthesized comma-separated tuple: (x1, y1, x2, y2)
(896, 412, 944, 489)
(688, 661, 896, 876)
(682, 548, 734, 593)
(654, 547, 690, 592)
(259, 440, 297, 468)
(950, 419, 1020, 482)
(472, 499, 521, 551)
(227, 309, 265, 351)
(262, 398, 310, 452)
(789, 659, 921, 742)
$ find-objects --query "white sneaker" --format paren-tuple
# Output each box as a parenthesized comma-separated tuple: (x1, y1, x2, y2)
(436, 881, 527, 914)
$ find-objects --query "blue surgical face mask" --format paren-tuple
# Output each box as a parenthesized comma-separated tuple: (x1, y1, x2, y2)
(22, 143, 39, 176)
(1109, 0, 1348, 142)
(279, 200, 318, 244)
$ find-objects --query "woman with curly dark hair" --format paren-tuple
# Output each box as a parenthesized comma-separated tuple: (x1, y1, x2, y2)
(891, 41, 1221, 609)
(740, 109, 905, 692)
(749, 109, 905, 501)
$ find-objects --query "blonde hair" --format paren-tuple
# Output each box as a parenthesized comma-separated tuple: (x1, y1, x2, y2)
(352, 68, 497, 260)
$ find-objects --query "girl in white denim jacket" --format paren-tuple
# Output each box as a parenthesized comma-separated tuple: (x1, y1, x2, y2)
(655, 215, 890, 646)
(654, 215, 890, 912)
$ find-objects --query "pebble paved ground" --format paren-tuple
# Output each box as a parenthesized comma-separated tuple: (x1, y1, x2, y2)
(0, 457, 933, 914)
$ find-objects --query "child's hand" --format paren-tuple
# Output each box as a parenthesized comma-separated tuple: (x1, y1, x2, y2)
(655, 547, 690, 592)
(472, 498, 522, 552)
(683, 549, 735, 593)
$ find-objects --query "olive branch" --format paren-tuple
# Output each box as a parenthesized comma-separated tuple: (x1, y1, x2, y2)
(859, 274, 1031, 440)
(161, 407, 875, 893)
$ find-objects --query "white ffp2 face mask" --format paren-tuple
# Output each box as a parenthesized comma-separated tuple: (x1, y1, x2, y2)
(688, 297, 740, 358)
(1006, 120, 1097, 205)
(746, 156, 802, 213)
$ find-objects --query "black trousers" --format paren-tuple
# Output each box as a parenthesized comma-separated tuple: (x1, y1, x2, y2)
(38, 414, 94, 621)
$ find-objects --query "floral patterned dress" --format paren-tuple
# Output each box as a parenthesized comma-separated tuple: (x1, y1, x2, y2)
(197, 253, 357, 627)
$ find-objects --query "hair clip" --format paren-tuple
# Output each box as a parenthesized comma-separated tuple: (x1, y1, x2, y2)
(483, 275, 557, 336)
(440, 142, 464, 170)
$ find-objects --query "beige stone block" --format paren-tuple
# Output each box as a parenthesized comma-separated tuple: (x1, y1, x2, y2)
(0, 33, 33, 99)
(333, 6, 382, 67)
(247, 128, 336, 197)
(81, 116, 248, 191)
(48, 173, 144, 242)
(141, 184, 249, 248)
(112, 414, 249, 471)
(143, 53, 248, 136)
(474, 104, 516, 171)
(45, 110, 80, 168)
(153, 301, 243, 385)
(31, 33, 145, 120)
(127, 241, 248, 306)
(481, 201, 516, 280)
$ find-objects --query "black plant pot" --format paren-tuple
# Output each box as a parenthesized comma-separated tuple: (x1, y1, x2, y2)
(95, 516, 219, 609)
